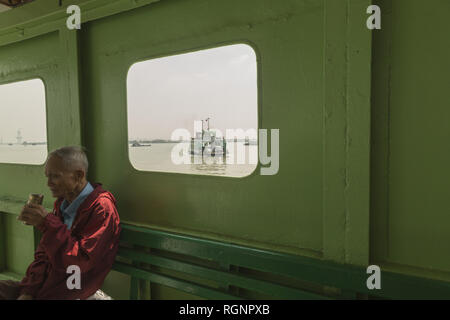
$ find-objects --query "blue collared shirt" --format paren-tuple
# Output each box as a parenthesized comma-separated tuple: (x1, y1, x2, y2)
(60, 182, 94, 229)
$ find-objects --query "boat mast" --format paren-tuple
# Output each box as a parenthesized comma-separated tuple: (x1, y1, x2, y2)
(16, 129, 22, 145)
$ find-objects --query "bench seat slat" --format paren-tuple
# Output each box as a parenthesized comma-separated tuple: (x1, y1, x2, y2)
(116, 247, 329, 300)
(112, 261, 242, 300)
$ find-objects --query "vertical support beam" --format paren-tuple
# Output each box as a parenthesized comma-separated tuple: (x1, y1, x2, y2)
(218, 262, 232, 293)
(323, 0, 372, 266)
(138, 247, 152, 300)
(50, 27, 82, 151)
(370, 0, 393, 265)
(130, 276, 139, 300)
(139, 279, 151, 300)
(0, 214, 5, 272)
(345, 0, 372, 266)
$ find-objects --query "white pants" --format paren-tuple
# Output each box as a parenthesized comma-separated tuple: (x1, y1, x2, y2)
(86, 289, 113, 300)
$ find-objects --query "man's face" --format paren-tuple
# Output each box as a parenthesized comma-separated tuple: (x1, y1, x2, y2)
(45, 155, 80, 199)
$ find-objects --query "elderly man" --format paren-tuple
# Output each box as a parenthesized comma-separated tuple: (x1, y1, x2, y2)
(0, 146, 121, 300)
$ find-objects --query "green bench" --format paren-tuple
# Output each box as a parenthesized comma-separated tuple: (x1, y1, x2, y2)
(112, 224, 450, 300)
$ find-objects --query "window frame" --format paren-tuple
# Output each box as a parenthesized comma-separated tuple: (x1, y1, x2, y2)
(125, 42, 261, 178)
(0, 76, 49, 166)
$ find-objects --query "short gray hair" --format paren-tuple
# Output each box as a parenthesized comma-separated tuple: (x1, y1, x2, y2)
(48, 146, 89, 173)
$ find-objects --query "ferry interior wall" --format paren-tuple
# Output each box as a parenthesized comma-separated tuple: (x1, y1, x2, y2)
(0, 0, 449, 300)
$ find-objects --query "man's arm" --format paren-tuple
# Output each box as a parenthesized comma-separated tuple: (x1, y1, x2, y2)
(36, 198, 120, 274)
(18, 242, 50, 298)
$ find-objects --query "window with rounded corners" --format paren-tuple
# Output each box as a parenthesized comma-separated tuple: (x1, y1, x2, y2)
(126, 43, 258, 177)
(0, 78, 48, 165)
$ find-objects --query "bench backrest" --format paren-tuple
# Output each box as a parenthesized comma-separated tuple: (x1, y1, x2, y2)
(112, 224, 450, 300)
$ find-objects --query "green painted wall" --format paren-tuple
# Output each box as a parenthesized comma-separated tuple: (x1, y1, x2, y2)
(0, 29, 79, 274)
(80, 0, 328, 298)
(0, 0, 448, 299)
(370, 0, 450, 281)
(2, 213, 35, 274)
(80, 0, 325, 256)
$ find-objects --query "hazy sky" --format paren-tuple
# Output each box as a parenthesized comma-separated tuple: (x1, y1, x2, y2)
(0, 44, 258, 143)
(0, 78, 47, 143)
(127, 44, 258, 140)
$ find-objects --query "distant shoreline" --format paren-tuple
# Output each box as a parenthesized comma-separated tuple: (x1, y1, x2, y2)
(0, 142, 47, 145)
(129, 139, 256, 144)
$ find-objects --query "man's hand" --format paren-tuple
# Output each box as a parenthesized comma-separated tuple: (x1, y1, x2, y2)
(18, 203, 49, 228)
(17, 294, 33, 300)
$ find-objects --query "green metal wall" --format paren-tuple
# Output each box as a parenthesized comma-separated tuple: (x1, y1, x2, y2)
(370, 0, 450, 281)
(81, 0, 326, 255)
(0, 0, 448, 299)
(81, 0, 329, 299)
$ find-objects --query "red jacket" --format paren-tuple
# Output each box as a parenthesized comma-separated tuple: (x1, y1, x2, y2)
(19, 183, 121, 300)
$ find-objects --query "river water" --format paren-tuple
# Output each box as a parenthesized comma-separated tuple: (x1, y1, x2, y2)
(0, 143, 257, 177)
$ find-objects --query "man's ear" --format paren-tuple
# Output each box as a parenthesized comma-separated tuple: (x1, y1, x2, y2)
(75, 169, 86, 181)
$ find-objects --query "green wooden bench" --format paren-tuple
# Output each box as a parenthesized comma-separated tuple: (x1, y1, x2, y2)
(112, 224, 450, 300)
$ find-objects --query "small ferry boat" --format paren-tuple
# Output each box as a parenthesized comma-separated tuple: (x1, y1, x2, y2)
(244, 137, 257, 146)
(131, 141, 151, 147)
(189, 118, 227, 157)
